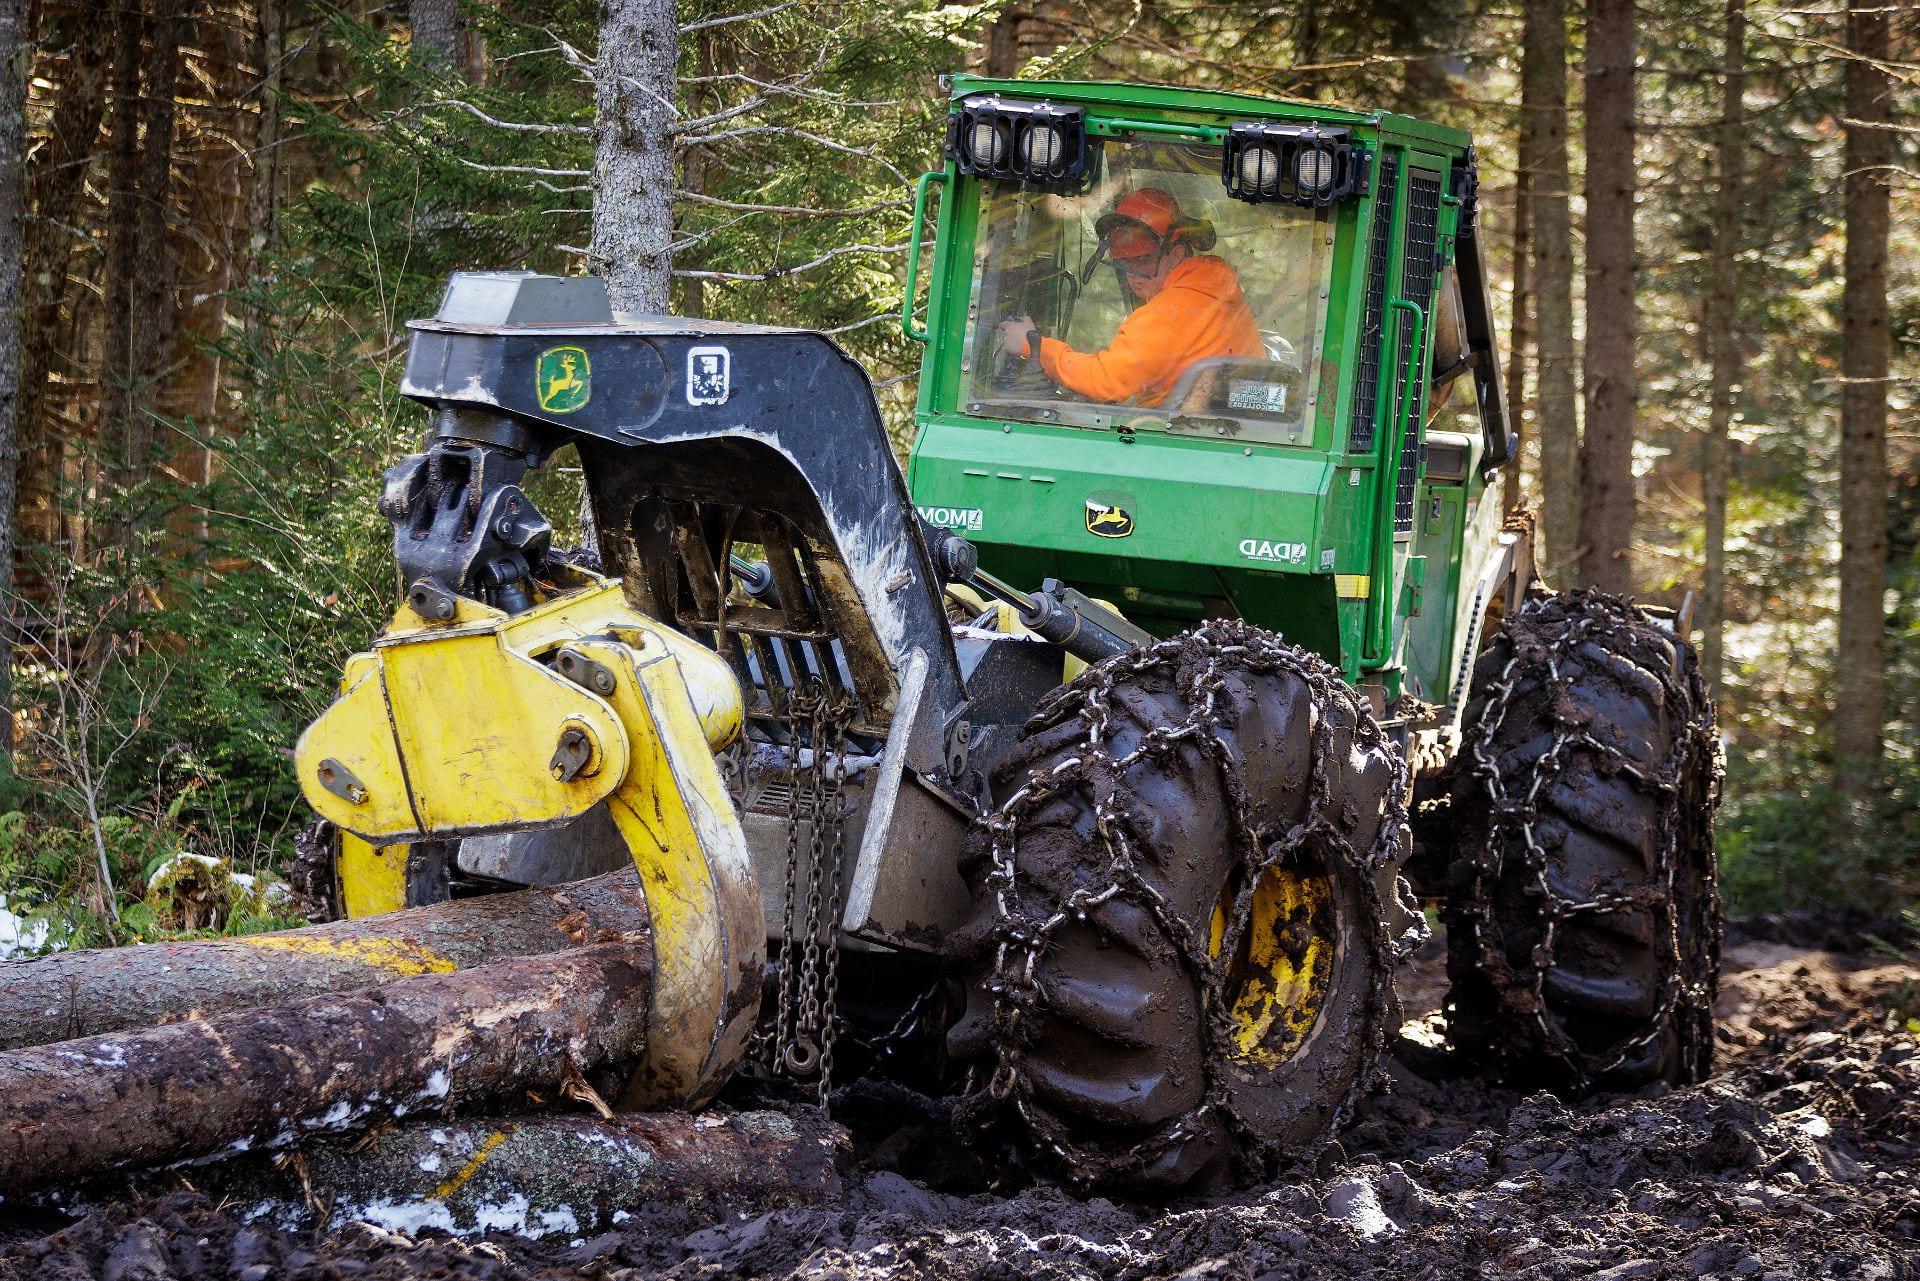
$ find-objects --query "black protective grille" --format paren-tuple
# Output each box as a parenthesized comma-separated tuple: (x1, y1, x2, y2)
(1348, 155, 1397, 455)
(1393, 169, 1443, 534)
(630, 497, 868, 737)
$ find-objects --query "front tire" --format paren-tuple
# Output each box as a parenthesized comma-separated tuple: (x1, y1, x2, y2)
(1444, 589, 1722, 1091)
(949, 620, 1409, 1191)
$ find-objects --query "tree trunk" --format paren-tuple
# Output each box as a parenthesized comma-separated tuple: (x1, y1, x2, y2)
(589, 0, 677, 314)
(1504, 18, 1535, 519)
(243, 0, 284, 342)
(411, 0, 461, 66)
(164, 4, 253, 524)
(0, 941, 656, 1196)
(0, 865, 652, 1049)
(1527, 0, 1579, 583)
(1700, 0, 1744, 700)
(126, 0, 182, 487)
(1835, 0, 1892, 791)
(0, 0, 25, 762)
(188, 1111, 845, 1236)
(1296, 0, 1320, 98)
(984, 6, 1027, 77)
(17, 14, 111, 549)
(1577, 0, 1637, 594)
(100, 0, 143, 522)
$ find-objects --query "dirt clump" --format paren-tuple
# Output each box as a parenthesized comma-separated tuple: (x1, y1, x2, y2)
(3, 938, 1916, 1280)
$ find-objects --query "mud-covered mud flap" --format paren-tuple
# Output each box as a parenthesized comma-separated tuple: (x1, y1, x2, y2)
(949, 619, 1412, 1191)
(1445, 588, 1723, 1091)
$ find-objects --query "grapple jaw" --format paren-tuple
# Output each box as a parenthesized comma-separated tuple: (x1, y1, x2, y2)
(297, 572, 761, 1105)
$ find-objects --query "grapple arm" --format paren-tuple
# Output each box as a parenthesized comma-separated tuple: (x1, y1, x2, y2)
(296, 574, 761, 1106)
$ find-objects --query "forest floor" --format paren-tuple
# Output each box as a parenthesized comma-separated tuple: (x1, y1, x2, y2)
(4, 922, 1917, 1280)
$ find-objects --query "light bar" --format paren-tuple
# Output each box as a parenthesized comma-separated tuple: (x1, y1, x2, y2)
(1222, 122, 1367, 208)
(945, 95, 1089, 185)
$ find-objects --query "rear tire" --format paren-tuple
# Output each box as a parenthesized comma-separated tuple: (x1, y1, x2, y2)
(1444, 589, 1722, 1091)
(949, 620, 1410, 1191)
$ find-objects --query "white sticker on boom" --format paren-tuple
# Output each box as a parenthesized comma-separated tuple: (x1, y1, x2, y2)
(1239, 537, 1308, 566)
(917, 505, 983, 532)
(687, 346, 731, 406)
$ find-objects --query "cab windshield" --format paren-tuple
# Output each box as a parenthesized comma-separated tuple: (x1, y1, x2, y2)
(964, 133, 1334, 445)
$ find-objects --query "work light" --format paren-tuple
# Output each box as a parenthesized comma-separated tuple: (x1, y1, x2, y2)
(1222, 121, 1366, 208)
(970, 118, 1010, 169)
(1236, 143, 1285, 198)
(1294, 146, 1336, 194)
(1021, 122, 1065, 170)
(946, 95, 1089, 184)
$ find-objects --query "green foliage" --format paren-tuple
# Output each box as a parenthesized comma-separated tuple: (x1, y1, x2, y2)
(7, 0, 1913, 947)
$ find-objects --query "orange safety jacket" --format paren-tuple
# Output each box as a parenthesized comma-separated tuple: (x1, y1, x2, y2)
(1036, 255, 1262, 409)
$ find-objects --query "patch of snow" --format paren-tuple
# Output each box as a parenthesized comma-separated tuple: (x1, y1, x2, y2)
(417, 1153, 443, 1173)
(472, 1194, 531, 1234)
(0, 894, 54, 960)
(348, 1198, 456, 1237)
(537, 1207, 580, 1237)
(1796, 1112, 1832, 1138)
(148, 851, 223, 889)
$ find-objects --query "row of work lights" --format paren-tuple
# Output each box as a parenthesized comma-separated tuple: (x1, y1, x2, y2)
(944, 94, 1369, 209)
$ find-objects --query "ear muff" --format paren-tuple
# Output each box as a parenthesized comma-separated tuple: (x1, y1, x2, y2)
(1176, 217, 1217, 253)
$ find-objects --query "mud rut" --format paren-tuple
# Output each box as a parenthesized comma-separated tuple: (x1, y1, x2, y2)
(4, 923, 1915, 1281)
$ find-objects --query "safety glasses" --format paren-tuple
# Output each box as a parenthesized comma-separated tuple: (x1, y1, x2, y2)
(1110, 252, 1164, 279)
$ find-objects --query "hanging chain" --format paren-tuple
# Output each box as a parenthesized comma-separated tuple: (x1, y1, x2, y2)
(770, 680, 854, 1106)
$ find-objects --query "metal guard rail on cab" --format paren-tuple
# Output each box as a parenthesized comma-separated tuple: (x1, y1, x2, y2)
(1365, 296, 1427, 667)
(902, 170, 947, 342)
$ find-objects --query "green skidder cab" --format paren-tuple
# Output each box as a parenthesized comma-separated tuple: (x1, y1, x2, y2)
(906, 77, 1516, 715)
(306, 77, 1723, 1199)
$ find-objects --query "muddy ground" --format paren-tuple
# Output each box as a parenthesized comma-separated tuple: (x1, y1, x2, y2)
(4, 925, 1916, 1280)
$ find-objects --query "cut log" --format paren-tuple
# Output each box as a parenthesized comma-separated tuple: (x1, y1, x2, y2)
(0, 939, 652, 1195)
(0, 868, 650, 1050)
(195, 1110, 845, 1238)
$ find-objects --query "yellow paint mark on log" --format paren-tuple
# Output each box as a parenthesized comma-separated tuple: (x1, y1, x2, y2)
(432, 1129, 509, 1199)
(238, 934, 456, 977)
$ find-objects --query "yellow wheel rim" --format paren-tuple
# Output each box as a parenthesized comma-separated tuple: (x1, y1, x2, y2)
(1209, 862, 1336, 1069)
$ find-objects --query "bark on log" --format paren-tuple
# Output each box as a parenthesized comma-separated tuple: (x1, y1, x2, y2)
(0, 867, 650, 1050)
(196, 1110, 845, 1237)
(0, 940, 653, 1195)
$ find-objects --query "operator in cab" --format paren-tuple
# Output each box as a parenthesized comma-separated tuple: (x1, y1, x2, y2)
(995, 187, 1262, 409)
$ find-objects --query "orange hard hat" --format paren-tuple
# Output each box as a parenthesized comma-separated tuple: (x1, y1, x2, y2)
(1096, 188, 1213, 261)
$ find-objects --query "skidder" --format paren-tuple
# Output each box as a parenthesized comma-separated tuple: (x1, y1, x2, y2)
(0, 77, 1722, 1202)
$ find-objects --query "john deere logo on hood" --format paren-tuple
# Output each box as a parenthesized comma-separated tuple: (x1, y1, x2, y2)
(536, 345, 591, 413)
(1085, 500, 1134, 538)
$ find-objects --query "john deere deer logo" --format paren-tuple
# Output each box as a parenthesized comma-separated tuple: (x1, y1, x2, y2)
(536, 345, 591, 413)
(1085, 499, 1134, 538)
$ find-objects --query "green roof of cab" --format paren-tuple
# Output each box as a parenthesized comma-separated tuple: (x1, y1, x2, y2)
(943, 74, 1473, 154)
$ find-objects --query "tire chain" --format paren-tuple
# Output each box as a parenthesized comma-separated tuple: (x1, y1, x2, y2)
(1452, 588, 1724, 1088)
(969, 618, 1410, 1185)
(766, 682, 854, 1107)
